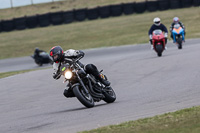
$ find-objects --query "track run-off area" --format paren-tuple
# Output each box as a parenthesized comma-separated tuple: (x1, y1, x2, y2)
(0, 39, 200, 133)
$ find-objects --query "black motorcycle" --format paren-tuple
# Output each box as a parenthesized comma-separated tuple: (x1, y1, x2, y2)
(31, 52, 53, 66)
(60, 56, 116, 108)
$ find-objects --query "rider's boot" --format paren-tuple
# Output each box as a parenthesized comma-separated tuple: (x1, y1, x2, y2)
(165, 45, 168, 50)
(86, 64, 111, 86)
(151, 45, 154, 50)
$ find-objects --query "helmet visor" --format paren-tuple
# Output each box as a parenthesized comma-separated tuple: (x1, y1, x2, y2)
(53, 54, 59, 61)
(155, 21, 160, 24)
(154, 21, 160, 26)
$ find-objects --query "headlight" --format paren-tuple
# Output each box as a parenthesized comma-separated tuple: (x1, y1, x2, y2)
(64, 70, 73, 79)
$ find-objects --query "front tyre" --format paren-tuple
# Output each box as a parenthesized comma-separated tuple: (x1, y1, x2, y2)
(103, 87, 116, 103)
(73, 86, 94, 108)
(177, 38, 182, 49)
(157, 52, 162, 57)
(155, 45, 163, 57)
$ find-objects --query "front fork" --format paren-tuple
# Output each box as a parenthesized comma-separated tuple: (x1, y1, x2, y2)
(76, 72, 90, 94)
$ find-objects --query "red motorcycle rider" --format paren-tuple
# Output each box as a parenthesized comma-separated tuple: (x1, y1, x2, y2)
(148, 17, 168, 50)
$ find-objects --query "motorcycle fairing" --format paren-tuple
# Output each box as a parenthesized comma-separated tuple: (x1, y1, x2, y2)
(172, 26, 185, 43)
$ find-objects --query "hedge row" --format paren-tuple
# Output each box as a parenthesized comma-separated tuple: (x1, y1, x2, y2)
(0, 0, 199, 32)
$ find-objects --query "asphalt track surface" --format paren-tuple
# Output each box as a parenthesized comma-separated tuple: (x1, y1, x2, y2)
(1, 39, 200, 133)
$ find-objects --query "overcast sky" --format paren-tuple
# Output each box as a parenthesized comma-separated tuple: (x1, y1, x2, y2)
(0, 0, 61, 9)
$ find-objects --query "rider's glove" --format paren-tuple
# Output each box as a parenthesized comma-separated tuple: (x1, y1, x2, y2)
(78, 50, 85, 57)
(149, 34, 152, 39)
(164, 33, 168, 38)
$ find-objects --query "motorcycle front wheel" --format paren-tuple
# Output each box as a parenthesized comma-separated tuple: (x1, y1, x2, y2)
(155, 45, 163, 57)
(73, 86, 94, 108)
(103, 87, 116, 103)
(177, 38, 182, 49)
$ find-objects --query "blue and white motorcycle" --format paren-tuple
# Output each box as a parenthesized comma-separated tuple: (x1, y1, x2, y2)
(172, 23, 185, 49)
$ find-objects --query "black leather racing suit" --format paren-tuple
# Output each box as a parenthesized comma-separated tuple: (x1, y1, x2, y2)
(52, 49, 110, 86)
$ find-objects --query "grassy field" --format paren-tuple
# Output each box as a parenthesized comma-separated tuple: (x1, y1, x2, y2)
(81, 106, 200, 133)
(0, 0, 148, 20)
(0, 6, 199, 59)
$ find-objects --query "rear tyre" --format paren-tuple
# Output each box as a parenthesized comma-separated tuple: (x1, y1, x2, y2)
(103, 87, 116, 103)
(35, 60, 42, 66)
(73, 86, 94, 108)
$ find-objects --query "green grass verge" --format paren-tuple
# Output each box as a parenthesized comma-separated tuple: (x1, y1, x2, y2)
(80, 106, 200, 133)
(0, 7, 200, 59)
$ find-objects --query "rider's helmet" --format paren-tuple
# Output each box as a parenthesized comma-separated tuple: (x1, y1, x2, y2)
(153, 17, 161, 26)
(34, 47, 41, 56)
(35, 47, 40, 52)
(49, 46, 63, 62)
(173, 17, 179, 23)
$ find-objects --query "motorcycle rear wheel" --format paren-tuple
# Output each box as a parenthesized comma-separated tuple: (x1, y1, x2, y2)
(73, 86, 94, 108)
(35, 60, 43, 66)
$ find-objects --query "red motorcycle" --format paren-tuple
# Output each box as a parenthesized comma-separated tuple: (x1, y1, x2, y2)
(152, 30, 166, 57)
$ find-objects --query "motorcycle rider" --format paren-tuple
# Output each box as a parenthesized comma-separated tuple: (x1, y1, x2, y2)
(170, 17, 185, 43)
(148, 17, 168, 50)
(49, 46, 110, 97)
(33, 47, 45, 60)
